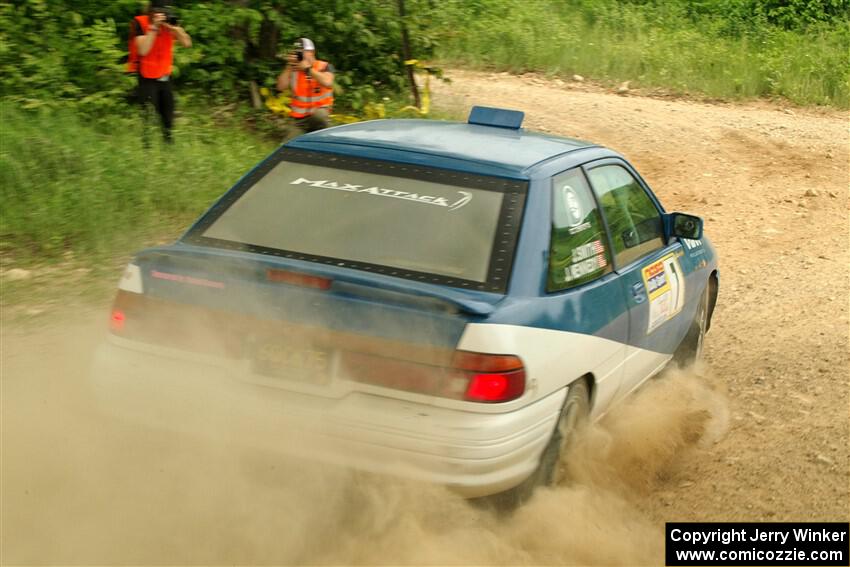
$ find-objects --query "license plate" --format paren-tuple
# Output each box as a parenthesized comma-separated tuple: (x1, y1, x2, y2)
(250, 340, 331, 385)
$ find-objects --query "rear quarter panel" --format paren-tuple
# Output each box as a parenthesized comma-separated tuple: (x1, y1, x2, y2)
(458, 159, 630, 419)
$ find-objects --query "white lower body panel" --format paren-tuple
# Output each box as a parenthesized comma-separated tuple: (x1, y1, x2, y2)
(90, 337, 567, 498)
(457, 323, 628, 420)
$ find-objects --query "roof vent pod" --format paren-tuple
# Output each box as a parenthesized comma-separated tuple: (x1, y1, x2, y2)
(467, 106, 524, 130)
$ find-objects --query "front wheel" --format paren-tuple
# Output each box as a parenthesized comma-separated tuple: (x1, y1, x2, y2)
(674, 283, 710, 368)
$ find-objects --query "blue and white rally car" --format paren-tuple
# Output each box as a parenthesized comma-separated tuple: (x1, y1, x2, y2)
(94, 107, 718, 501)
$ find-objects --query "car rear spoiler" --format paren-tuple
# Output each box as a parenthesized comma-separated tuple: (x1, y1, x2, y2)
(329, 279, 498, 317)
(137, 244, 502, 317)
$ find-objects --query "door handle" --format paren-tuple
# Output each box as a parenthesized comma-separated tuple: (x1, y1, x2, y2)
(631, 282, 646, 304)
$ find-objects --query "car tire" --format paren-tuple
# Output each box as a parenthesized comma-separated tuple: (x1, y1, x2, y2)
(483, 378, 590, 511)
(674, 282, 710, 368)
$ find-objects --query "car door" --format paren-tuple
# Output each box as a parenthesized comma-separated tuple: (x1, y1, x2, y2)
(585, 160, 685, 400)
(545, 167, 628, 414)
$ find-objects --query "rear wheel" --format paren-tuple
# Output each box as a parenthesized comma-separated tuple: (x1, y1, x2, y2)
(538, 378, 591, 486)
(484, 379, 590, 510)
(674, 283, 710, 368)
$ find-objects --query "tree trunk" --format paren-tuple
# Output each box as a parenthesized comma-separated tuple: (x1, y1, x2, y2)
(249, 81, 262, 109)
(396, 0, 420, 109)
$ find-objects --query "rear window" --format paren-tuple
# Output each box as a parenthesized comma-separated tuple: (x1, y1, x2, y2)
(185, 149, 527, 292)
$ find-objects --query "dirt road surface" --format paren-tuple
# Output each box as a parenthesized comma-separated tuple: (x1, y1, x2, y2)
(433, 69, 849, 519)
(2, 70, 848, 564)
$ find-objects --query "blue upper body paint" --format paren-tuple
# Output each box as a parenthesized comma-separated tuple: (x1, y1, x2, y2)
(139, 118, 717, 354)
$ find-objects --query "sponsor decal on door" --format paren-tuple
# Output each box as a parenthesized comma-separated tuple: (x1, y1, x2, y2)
(642, 253, 686, 333)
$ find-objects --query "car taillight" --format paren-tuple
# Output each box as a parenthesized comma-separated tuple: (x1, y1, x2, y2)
(453, 351, 525, 402)
(110, 309, 126, 332)
(340, 350, 525, 403)
(465, 371, 526, 402)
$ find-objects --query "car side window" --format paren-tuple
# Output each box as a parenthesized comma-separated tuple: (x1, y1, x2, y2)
(587, 164, 664, 267)
(547, 168, 612, 292)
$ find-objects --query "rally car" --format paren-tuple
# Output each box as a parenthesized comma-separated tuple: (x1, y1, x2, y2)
(93, 106, 718, 502)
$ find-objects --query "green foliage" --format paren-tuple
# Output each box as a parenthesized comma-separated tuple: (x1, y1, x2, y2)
(0, 0, 138, 112)
(0, 0, 441, 113)
(3, 0, 845, 113)
(172, 0, 441, 109)
(595, 0, 849, 30)
(432, 0, 849, 107)
(0, 103, 274, 261)
(728, 0, 847, 29)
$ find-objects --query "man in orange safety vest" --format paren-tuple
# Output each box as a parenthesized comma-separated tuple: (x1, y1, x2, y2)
(128, 1, 192, 145)
(276, 38, 335, 134)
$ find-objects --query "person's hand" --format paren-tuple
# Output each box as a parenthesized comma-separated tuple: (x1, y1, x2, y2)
(286, 53, 299, 68)
(150, 11, 166, 30)
(161, 22, 182, 34)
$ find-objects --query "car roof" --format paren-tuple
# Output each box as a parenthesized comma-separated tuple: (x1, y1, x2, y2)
(286, 119, 599, 178)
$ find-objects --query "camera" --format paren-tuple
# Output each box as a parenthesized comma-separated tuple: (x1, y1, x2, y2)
(154, 4, 179, 26)
(165, 7, 179, 26)
(291, 38, 312, 62)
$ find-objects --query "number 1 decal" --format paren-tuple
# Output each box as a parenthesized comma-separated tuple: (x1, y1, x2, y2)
(642, 253, 686, 334)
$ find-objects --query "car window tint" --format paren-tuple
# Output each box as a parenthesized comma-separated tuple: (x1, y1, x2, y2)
(587, 164, 663, 266)
(201, 160, 507, 284)
(547, 168, 612, 292)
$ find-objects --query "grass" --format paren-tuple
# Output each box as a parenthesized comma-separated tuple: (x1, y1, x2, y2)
(1, 103, 276, 265)
(0, 102, 277, 317)
(434, 0, 850, 108)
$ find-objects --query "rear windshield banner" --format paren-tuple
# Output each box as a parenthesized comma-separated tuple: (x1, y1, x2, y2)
(186, 148, 527, 293)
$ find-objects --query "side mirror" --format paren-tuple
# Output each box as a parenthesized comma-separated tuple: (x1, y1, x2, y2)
(666, 212, 703, 240)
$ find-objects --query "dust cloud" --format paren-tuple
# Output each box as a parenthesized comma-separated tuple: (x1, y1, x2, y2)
(1, 313, 728, 565)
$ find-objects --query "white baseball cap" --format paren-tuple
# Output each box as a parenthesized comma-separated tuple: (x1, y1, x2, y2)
(295, 37, 315, 51)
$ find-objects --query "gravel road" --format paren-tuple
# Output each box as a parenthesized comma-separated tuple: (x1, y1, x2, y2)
(2, 70, 847, 564)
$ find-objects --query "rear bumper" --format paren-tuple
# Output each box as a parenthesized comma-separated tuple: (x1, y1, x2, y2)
(90, 337, 566, 497)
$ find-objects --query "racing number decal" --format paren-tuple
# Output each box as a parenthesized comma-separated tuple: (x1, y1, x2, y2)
(642, 253, 686, 334)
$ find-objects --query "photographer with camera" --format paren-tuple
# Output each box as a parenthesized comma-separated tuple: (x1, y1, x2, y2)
(276, 38, 335, 133)
(129, 0, 191, 145)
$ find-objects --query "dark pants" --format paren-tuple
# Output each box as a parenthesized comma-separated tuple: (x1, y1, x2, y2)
(139, 76, 175, 144)
(293, 107, 331, 134)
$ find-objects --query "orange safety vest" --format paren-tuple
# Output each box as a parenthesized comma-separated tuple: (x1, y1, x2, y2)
(289, 61, 334, 118)
(126, 15, 173, 79)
